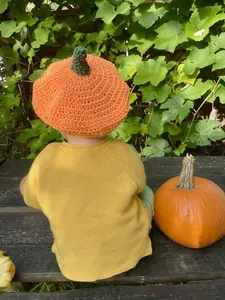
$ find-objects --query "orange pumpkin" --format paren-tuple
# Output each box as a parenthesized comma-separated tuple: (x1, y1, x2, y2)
(154, 154, 225, 248)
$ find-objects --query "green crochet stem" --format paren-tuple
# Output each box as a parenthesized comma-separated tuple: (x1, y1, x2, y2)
(71, 46, 90, 76)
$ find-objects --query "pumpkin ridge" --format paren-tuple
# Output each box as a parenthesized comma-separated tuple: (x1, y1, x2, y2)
(154, 154, 225, 248)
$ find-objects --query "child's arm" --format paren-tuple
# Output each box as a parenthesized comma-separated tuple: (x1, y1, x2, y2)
(20, 160, 41, 210)
(127, 144, 154, 218)
(20, 176, 27, 197)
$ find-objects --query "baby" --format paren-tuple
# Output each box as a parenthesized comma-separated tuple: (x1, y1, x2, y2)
(20, 46, 154, 282)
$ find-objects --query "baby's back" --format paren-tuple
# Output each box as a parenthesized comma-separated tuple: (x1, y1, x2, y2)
(25, 140, 152, 281)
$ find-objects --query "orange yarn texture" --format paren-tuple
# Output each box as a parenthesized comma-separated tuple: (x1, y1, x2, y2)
(33, 55, 130, 138)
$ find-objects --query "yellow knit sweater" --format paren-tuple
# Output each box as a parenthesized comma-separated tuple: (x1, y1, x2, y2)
(23, 140, 152, 282)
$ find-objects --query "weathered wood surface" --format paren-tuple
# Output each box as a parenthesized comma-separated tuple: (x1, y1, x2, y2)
(0, 158, 225, 285)
(0, 158, 6, 166)
(1, 212, 225, 283)
(1, 280, 225, 299)
(0, 157, 225, 207)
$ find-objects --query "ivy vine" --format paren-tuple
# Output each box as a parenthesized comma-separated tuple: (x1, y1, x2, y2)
(0, 0, 225, 158)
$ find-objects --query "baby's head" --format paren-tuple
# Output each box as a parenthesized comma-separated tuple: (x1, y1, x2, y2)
(32, 46, 130, 140)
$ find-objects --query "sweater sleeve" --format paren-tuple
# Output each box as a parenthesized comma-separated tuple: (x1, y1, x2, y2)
(23, 143, 56, 209)
(122, 143, 146, 193)
(23, 155, 41, 210)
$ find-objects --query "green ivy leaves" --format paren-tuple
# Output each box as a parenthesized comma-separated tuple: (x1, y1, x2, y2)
(1, 0, 225, 158)
(0, 0, 10, 13)
(96, 1, 130, 23)
(185, 6, 225, 41)
(31, 17, 55, 48)
(141, 137, 172, 157)
(140, 83, 171, 103)
(179, 80, 213, 100)
(183, 47, 215, 75)
(189, 120, 225, 146)
(17, 120, 63, 158)
(116, 55, 142, 80)
(161, 96, 193, 123)
(155, 21, 187, 53)
(134, 57, 168, 86)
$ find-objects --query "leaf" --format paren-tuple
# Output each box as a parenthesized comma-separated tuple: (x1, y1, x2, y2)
(127, 0, 145, 6)
(3, 76, 18, 92)
(113, 117, 140, 142)
(179, 80, 214, 100)
(27, 131, 61, 153)
(29, 70, 45, 81)
(183, 47, 215, 75)
(164, 123, 181, 136)
(20, 43, 29, 58)
(86, 31, 108, 44)
(32, 27, 50, 48)
(216, 84, 225, 104)
(144, 110, 164, 137)
(27, 48, 35, 63)
(0, 93, 20, 109)
(155, 21, 187, 53)
(133, 4, 166, 23)
(185, 6, 225, 41)
(134, 58, 168, 86)
(161, 96, 193, 122)
(17, 128, 39, 143)
(0, 45, 19, 67)
(40, 17, 55, 29)
(0, 20, 17, 38)
(166, 61, 176, 70)
(29, 119, 47, 130)
(116, 2, 130, 15)
(212, 50, 225, 71)
(129, 32, 155, 54)
(172, 63, 199, 85)
(173, 144, 187, 156)
(138, 12, 158, 29)
(0, 108, 11, 127)
(14, 21, 26, 33)
(95, 2, 117, 24)
(116, 55, 142, 80)
(26, 17, 38, 27)
(129, 93, 137, 104)
(189, 120, 225, 146)
(179, 101, 193, 122)
(108, 0, 123, 6)
(28, 136, 44, 153)
(141, 137, 172, 157)
(210, 32, 225, 52)
(208, 84, 225, 104)
(0, 0, 9, 13)
(140, 83, 171, 103)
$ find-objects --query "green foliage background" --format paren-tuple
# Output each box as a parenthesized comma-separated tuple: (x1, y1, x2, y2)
(0, 0, 225, 158)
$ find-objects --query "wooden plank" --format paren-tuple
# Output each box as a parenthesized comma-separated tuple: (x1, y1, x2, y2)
(1, 213, 225, 283)
(1, 157, 225, 207)
(0, 158, 6, 166)
(1, 280, 225, 299)
(1, 156, 225, 177)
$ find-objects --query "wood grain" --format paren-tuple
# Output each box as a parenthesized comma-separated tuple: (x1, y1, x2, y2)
(1, 213, 225, 283)
(1, 157, 225, 207)
(1, 280, 225, 299)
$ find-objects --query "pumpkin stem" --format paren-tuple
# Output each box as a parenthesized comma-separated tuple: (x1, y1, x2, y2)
(71, 46, 90, 76)
(176, 154, 195, 190)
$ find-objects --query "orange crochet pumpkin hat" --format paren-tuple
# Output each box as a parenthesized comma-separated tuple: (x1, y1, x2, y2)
(32, 46, 130, 138)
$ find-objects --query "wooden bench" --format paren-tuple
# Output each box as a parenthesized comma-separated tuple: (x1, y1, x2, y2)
(1, 157, 225, 299)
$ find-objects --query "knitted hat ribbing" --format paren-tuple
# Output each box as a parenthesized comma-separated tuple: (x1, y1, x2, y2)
(32, 47, 129, 138)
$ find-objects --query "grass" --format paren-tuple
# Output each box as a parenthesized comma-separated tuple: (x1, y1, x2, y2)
(0, 281, 99, 293)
